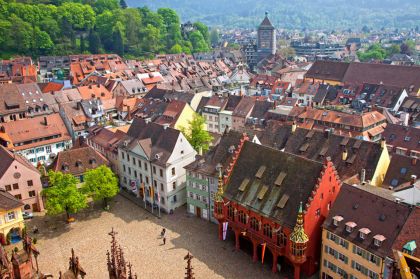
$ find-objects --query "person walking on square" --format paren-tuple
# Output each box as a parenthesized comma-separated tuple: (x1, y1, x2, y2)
(161, 228, 166, 238)
(163, 236, 166, 245)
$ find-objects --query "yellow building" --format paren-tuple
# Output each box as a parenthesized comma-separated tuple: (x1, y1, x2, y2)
(320, 183, 413, 279)
(0, 189, 25, 245)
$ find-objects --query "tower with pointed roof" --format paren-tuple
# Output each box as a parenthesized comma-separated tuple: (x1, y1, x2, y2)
(257, 12, 276, 62)
(289, 202, 309, 279)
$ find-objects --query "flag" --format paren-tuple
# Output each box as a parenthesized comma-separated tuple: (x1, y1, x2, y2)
(157, 191, 160, 203)
(261, 243, 267, 264)
(150, 186, 154, 201)
(222, 222, 228, 240)
(141, 183, 145, 201)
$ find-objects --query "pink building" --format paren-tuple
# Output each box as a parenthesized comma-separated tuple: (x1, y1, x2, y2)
(0, 146, 44, 212)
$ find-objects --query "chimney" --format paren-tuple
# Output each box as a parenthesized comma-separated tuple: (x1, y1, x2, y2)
(360, 169, 366, 185)
(0, 126, 4, 133)
(43, 116, 48, 126)
(380, 138, 386, 149)
(145, 118, 151, 124)
(291, 121, 297, 133)
(163, 123, 169, 130)
(342, 149, 348, 161)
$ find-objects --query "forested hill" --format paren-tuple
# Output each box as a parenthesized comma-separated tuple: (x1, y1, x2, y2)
(128, 0, 420, 30)
(0, 0, 210, 59)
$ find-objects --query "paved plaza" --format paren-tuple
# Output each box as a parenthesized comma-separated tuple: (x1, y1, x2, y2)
(25, 195, 286, 278)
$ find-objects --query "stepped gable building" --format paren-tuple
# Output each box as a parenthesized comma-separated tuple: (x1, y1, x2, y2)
(305, 61, 420, 93)
(257, 12, 276, 63)
(321, 183, 413, 279)
(214, 140, 342, 278)
(246, 122, 390, 187)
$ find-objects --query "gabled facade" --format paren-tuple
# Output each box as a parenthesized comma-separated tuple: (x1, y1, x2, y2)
(214, 140, 342, 278)
(117, 118, 196, 213)
(0, 146, 44, 212)
(0, 190, 24, 245)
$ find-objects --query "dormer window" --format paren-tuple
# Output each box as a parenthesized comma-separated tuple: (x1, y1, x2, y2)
(75, 160, 82, 167)
(373, 235, 386, 247)
(345, 221, 357, 233)
(333, 215, 343, 226)
(359, 228, 371, 239)
(89, 158, 96, 164)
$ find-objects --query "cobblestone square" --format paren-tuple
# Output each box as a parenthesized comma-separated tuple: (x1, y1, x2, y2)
(26, 195, 284, 278)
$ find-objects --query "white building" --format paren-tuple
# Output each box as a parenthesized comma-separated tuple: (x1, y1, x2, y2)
(118, 118, 196, 213)
(0, 114, 72, 165)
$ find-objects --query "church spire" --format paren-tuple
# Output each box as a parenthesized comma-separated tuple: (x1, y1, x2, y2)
(215, 164, 224, 203)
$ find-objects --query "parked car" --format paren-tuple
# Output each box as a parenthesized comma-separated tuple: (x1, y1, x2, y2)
(22, 212, 33, 220)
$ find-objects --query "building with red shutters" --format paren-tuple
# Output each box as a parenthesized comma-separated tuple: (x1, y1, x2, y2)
(214, 139, 342, 278)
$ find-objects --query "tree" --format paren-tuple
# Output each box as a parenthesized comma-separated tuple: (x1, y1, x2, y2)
(210, 28, 219, 46)
(33, 27, 54, 55)
(88, 29, 101, 54)
(169, 43, 182, 54)
(386, 44, 400, 57)
(180, 114, 213, 154)
(42, 171, 87, 222)
(94, 0, 119, 14)
(193, 22, 210, 46)
(112, 21, 125, 55)
(119, 0, 127, 9)
(83, 165, 119, 208)
(189, 30, 209, 53)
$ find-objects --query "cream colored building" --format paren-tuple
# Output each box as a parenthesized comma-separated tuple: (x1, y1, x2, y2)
(320, 183, 413, 279)
(0, 189, 24, 245)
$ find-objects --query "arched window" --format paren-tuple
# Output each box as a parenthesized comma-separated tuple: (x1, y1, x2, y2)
(291, 242, 306, 257)
(277, 231, 287, 246)
(238, 211, 247, 224)
(250, 217, 259, 231)
(227, 206, 235, 220)
(263, 224, 272, 238)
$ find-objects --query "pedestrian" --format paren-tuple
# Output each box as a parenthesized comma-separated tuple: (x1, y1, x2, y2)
(161, 228, 166, 237)
(163, 236, 166, 245)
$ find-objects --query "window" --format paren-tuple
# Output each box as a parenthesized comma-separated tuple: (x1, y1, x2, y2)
(172, 182, 176, 190)
(128, 167, 131, 175)
(144, 163, 148, 171)
(173, 195, 177, 203)
(153, 166, 156, 174)
(250, 217, 259, 231)
(121, 152, 125, 160)
(7, 211, 15, 221)
(14, 194, 22, 200)
(145, 176, 149, 184)
(277, 231, 287, 246)
(154, 180, 157, 188)
(160, 183, 164, 191)
(12, 183, 19, 190)
(159, 169, 163, 177)
(202, 185, 207, 191)
(46, 145, 51, 153)
(123, 165, 126, 172)
(134, 170, 137, 178)
(29, 190, 36, 197)
(238, 211, 247, 224)
(5, 185, 11, 191)
(27, 180, 33, 187)
(263, 224, 272, 238)
(189, 192, 193, 198)
(400, 168, 407, 175)
(132, 157, 136, 165)
(227, 206, 235, 220)
(202, 196, 207, 203)
(127, 154, 130, 162)
(171, 167, 176, 176)
(138, 160, 141, 168)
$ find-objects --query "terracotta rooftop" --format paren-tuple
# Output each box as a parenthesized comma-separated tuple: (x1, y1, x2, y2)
(392, 207, 420, 258)
(0, 145, 39, 180)
(382, 154, 420, 189)
(0, 114, 71, 151)
(0, 188, 24, 211)
(383, 123, 420, 153)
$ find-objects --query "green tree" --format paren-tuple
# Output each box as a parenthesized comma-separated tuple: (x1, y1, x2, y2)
(88, 29, 101, 54)
(112, 21, 125, 55)
(210, 28, 219, 46)
(42, 171, 87, 222)
(94, 0, 119, 14)
(169, 43, 183, 54)
(119, 0, 127, 9)
(83, 165, 119, 208)
(180, 114, 213, 154)
(193, 21, 210, 46)
(189, 30, 209, 53)
(386, 44, 400, 57)
(33, 27, 54, 55)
